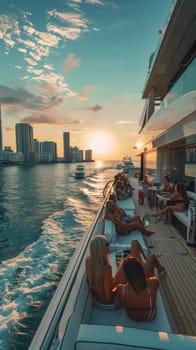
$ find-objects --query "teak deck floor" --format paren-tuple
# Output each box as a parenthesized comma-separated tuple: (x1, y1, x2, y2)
(129, 174, 196, 336)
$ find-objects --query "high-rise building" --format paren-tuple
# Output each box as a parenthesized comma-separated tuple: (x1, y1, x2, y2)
(0, 104, 2, 151)
(15, 123, 34, 162)
(71, 146, 83, 162)
(63, 132, 71, 162)
(40, 141, 57, 162)
(85, 149, 92, 161)
(33, 138, 40, 162)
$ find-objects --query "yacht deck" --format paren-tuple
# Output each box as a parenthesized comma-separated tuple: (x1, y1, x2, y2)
(129, 174, 196, 336)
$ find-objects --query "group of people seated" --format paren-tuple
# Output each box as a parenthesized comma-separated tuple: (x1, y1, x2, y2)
(114, 172, 134, 200)
(138, 175, 172, 206)
(104, 197, 154, 236)
(86, 235, 164, 321)
(138, 174, 190, 224)
(85, 173, 192, 323)
(153, 181, 189, 224)
(85, 173, 166, 322)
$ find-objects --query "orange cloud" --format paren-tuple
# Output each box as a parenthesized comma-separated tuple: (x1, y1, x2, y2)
(63, 53, 80, 73)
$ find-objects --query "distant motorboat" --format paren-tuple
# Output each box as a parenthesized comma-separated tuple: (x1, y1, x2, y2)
(116, 163, 123, 169)
(122, 156, 134, 171)
(75, 164, 85, 179)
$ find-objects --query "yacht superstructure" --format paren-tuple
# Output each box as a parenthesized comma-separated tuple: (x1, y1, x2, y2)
(138, 0, 196, 187)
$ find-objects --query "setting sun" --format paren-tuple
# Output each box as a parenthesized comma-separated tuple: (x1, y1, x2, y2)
(87, 131, 113, 156)
(136, 141, 143, 149)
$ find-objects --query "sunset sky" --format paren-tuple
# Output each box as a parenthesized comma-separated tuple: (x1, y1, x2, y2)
(0, 0, 174, 160)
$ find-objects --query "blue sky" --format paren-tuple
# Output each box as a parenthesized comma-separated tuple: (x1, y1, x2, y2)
(0, 0, 174, 160)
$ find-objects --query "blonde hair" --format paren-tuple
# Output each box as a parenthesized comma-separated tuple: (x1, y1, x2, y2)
(86, 235, 109, 288)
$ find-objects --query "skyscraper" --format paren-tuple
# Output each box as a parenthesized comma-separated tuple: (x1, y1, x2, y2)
(0, 104, 2, 151)
(40, 141, 57, 161)
(15, 123, 34, 162)
(63, 132, 71, 162)
(85, 149, 92, 161)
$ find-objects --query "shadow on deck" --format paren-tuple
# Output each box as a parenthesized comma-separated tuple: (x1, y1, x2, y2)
(129, 173, 196, 336)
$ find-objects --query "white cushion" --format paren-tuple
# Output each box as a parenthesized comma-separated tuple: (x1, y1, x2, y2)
(76, 324, 196, 350)
(104, 219, 147, 255)
(104, 219, 116, 243)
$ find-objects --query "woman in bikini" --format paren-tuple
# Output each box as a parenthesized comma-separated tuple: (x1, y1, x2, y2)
(104, 200, 154, 236)
(109, 194, 143, 224)
(86, 235, 114, 304)
(153, 182, 189, 223)
(114, 257, 160, 321)
(86, 236, 164, 308)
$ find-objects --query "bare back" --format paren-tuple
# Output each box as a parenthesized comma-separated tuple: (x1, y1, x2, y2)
(86, 256, 113, 304)
(114, 277, 159, 321)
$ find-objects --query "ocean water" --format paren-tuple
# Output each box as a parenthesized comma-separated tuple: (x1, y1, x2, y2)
(0, 161, 118, 350)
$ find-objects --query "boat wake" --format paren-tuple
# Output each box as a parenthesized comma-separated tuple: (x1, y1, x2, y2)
(0, 198, 96, 349)
(0, 162, 117, 349)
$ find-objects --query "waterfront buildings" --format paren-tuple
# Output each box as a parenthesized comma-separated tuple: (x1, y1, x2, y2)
(63, 131, 93, 163)
(40, 141, 57, 162)
(85, 149, 92, 162)
(0, 122, 92, 164)
(33, 138, 41, 162)
(63, 132, 71, 162)
(0, 104, 2, 151)
(16, 123, 34, 162)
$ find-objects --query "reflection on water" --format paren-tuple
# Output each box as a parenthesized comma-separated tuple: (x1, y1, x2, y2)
(0, 161, 118, 350)
(96, 160, 103, 168)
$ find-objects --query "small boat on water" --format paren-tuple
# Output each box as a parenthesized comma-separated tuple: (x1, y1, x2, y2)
(116, 163, 123, 170)
(122, 156, 134, 173)
(122, 156, 134, 167)
(75, 164, 85, 179)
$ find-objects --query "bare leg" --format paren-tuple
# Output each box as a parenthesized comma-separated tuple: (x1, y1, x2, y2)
(130, 239, 146, 260)
(127, 222, 155, 236)
(138, 190, 143, 204)
(152, 206, 172, 217)
(130, 240, 164, 275)
(113, 240, 145, 285)
(144, 254, 165, 275)
(163, 211, 168, 223)
(130, 216, 143, 224)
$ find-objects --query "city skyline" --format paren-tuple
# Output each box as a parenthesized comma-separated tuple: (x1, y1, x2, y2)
(0, 121, 92, 163)
(0, 0, 174, 160)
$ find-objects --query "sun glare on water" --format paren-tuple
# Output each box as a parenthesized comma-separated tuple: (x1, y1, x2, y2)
(96, 160, 103, 167)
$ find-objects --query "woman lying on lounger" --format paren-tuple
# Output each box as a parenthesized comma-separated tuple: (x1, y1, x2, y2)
(86, 236, 164, 309)
(104, 200, 154, 236)
(109, 193, 144, 224)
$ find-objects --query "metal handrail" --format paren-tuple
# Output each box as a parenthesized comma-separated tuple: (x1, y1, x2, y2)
(103, 179, 113, 198)
(29, 180, 114, 350)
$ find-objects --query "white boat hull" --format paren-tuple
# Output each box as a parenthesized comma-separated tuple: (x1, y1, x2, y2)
(29, 180, 196, 350)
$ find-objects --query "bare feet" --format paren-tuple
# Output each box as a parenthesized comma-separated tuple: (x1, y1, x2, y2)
(144, 230, 155, 236)
(158, 265, 165, 276)
(152, 213, 161, 217)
